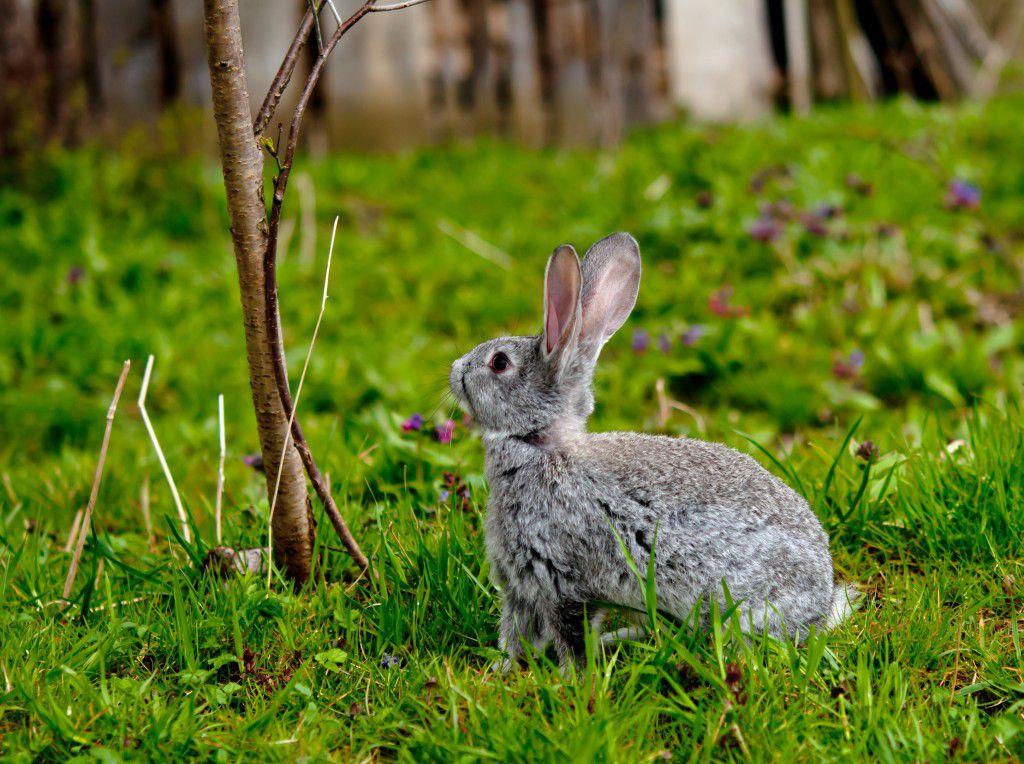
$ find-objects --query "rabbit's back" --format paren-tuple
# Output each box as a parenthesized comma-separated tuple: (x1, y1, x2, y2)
(576, 432, 835, 634)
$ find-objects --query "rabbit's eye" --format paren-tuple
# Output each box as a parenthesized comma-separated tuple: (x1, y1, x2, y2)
(488, 352, 511, 373)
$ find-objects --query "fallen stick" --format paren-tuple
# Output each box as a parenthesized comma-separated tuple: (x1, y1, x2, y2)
(62, 360, 131, 601)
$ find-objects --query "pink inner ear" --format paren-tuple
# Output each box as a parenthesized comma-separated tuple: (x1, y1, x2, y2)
(545, 301, 560, 354)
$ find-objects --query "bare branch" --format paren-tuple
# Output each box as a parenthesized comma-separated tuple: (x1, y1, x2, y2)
(138, 355, 191, 543)
(368, 0, 432, 10)
(62, 360, 131, 601)
(257, 0, 431, 575)
(266, 217, 369, 576)
(252, 5, 317, 138)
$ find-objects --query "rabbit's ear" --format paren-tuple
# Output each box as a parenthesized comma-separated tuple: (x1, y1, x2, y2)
(579, 233, 641, 357)
(542, 244, 582, 364)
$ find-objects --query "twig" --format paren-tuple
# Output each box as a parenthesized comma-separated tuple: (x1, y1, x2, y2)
(138, 355, 191, 543)
(216, 393, 226, 545)
(62, 360, 131, 601)
(262, 1, 434, 574)
(253, 5, 317, 137)
(267, 216, 368, 581)
(368, 0, 432, 10)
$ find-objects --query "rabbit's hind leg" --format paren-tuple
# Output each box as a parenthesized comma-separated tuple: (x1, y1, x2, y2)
(548, 601, 589, 671)
(494, 593, 549, 672)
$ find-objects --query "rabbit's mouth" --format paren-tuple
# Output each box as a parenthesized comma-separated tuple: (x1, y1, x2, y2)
(458, 372, 477, 421)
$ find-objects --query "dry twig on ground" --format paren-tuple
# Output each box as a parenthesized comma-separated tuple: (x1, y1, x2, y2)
(62, 360, 131, 601)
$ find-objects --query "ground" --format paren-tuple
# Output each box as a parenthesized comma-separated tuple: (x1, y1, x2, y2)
(1, 95, 1023, 761)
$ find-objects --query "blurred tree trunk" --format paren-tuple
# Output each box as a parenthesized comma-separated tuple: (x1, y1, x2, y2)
(37, 0, 80, 142)
(202, 0, 315, 585)
(0, 0, 43, 157)
(151, 0, 182, 104)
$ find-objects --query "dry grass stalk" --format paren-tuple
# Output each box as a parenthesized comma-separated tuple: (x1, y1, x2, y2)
(138, 354, 191, 543)
(267, 215, 342, 585)
(216, 393, 226, 545)
(297, 172, 317, 269)
(1, 472, 17, 504)
(140, 474, 153, 547)
(62, 509, 83, 553)
(62, 360, 131, 601)
(437, 218, 512, 269)
(654, 377, 706, 434)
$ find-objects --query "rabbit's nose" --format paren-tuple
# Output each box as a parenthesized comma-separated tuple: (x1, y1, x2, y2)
(449, 357, 465, 390)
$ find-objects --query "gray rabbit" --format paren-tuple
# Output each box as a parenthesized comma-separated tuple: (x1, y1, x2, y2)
(449, 233, 855, 669)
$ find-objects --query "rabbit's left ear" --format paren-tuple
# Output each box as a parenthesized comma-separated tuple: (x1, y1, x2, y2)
(579, 233, 641, 358)
(542, 244, 582, 367)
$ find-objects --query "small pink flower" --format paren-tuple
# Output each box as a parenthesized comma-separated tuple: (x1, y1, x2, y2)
(709, 287, 748, 318)
(434, 419, 456, 444)
(747, 216, 782, 243)
(401, 413, 424, 432)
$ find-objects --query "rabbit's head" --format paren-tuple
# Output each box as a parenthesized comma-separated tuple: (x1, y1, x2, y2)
(450, 232, 640, 440)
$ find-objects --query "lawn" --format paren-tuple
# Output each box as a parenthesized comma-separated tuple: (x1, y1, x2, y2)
(1, 95, 1024, 761)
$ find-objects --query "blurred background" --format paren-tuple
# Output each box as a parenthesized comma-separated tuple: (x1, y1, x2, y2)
(3, 0, 1024, 154)
(3, 4, 1024, 756)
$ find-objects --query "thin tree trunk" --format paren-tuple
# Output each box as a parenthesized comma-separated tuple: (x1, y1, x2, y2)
(202, 0, 315, 585)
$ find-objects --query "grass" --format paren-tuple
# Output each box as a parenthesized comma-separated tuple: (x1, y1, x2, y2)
(2, 94, 1024, 760)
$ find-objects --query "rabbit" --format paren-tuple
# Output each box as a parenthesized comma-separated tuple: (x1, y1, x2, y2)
(449, 232, 856, 669)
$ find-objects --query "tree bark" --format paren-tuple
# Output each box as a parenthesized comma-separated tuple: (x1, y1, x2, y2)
(202, 0, 314, 585)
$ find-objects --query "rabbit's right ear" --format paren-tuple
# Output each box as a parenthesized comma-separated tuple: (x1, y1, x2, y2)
(579, 233, 641, 360)
(542, 244, 582, 369)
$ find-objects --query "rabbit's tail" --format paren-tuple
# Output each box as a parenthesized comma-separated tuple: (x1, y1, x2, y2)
(825, 582, 860, 629)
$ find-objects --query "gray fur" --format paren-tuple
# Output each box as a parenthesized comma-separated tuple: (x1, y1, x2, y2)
(450, 233, 854, 668)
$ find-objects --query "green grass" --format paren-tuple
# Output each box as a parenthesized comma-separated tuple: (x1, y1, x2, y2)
(2, 95, 1024, 761)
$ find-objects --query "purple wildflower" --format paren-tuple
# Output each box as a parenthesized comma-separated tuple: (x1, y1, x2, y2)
(434, 419, 455, 444)
(401, 413, 424, 432)
(658, 333, 672, 354)
(242, 453, 264, 473)
(439, 489, 450, 502)
(631, 329, 649, 354)
(833, 350, 865, 380)
(680, 324, 705, 347)
(747, 215, 782, 243)
(946, 179, 981, 210)
(66, 265, 85, 285)
(801, 212, 829, 238)
(380, 654, 402, 669)
(814, 203, 842, 220)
